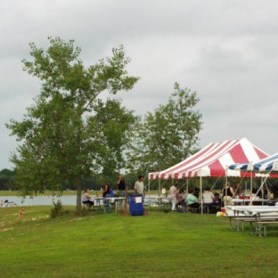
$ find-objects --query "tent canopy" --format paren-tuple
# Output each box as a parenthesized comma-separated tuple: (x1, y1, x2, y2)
(148, 137, 268, 180)
(229, 153, 278, 172)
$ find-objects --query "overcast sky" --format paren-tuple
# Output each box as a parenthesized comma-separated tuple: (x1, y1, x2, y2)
(1, 0, 278, 169)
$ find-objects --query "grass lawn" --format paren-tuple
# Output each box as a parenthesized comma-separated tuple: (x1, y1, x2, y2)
(0, 206, 277, 278)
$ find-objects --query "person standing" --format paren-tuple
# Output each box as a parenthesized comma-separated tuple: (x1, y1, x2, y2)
(169, 184, 178, 211)
(103, 184, 114, 198)
(102, 184, 115, 211)
(222, 182, 234, 197)
(222, 182, 234, 206)
(117, 175, 126, 197)
(134, 175, 144, 195)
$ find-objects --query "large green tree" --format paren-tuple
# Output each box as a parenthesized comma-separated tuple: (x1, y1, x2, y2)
(88, 98, 139, 184)
(128, 82, 202, 174)
(7, 37, 139, 208)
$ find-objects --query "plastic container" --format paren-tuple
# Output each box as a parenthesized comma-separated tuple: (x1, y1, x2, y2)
(129, 195, 144, 216)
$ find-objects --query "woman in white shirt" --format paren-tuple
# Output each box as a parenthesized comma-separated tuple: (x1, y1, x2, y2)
(202, 187, 215, 204)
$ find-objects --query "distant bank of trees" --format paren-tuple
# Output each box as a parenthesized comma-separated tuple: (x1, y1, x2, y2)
(0, 168, 137, 192)
(0, 169, 16, 190)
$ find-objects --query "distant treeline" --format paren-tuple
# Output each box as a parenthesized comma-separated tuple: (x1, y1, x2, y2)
(0, 168, 140, 191)
(0, 169, 16, 190)
(0, 168, 204, 192)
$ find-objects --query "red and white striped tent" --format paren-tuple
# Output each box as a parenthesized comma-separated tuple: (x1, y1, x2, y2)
(148, 137, 268, 180)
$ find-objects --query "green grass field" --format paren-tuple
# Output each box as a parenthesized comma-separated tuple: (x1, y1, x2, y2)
(0, 206, 277, 278)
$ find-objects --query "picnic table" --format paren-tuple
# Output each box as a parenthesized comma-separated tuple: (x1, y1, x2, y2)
(232, 198, 269, 205)
(145, 195, 171, 211)
(225, 205, 278, 236)
(93, 196, 126, 212)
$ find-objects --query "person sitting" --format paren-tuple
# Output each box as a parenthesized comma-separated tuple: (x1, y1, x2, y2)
(103, 184, 115, 198)
(213, 192, 221, 211)
(81, 188, 94, 209)
(176, 188, 186, 212)
(186, 189, 200, 212)
(202, 187, 215, 213)
(203, 187, 215, 203)
(193, 187, 200, 199)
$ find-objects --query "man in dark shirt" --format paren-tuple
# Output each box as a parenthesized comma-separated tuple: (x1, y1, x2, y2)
(117, 175, 126, 197)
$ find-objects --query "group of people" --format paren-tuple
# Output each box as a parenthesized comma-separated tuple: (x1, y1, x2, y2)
(222, 181, 278, 205)
(82, 183, 116, 209)
(81, 175, 145, 209)
(82, 176, 247, 212)
(168, 184, 221, 213)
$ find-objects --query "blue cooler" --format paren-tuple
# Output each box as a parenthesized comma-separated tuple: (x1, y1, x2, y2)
(129, 195, 144, 216)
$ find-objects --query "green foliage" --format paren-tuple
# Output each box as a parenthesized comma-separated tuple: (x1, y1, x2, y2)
(0, 168, 16, 190)
(50, 200, 64, 218)
(128, 82, 202, 174)
(7, 37, 139, 207)
(89, 98, 139, 184)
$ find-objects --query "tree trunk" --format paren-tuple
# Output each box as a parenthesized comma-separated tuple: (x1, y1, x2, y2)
(76, 176, 82, 211)
(75, 111, 83, 212)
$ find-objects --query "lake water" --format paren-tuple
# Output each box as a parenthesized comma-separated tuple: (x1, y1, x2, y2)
(0, 195, 160, 207)
(0, 195, 77, 207)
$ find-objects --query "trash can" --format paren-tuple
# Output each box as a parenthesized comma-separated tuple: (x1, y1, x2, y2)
(129, 195, 144, 216)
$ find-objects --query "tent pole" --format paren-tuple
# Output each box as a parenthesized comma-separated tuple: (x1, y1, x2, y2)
(250, 171, 253, 205)
(148, 178, 151, 210)
(261, 177, 264, 199)
(251, 176, 268, 204)
(225, 167, 228, 196)
(200, 176, 203, 214)
(245, 180, 247, 195)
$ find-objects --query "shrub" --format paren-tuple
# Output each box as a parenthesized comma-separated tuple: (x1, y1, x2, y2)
(50, 200, 63, 218)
